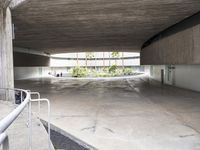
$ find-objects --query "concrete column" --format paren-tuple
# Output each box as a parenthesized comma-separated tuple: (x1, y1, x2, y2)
(0, 5, 14, 100)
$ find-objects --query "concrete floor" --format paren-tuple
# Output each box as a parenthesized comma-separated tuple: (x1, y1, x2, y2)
(15, 75, 200, 150)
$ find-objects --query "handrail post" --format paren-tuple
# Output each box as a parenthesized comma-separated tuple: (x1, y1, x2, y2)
(3, 134, 9, 150)
(28, 100, 32, 150)
(31, 98, 51, 150)
(21, 90, 23, 103)
(0, 133, 9, 150)
(29, 92, 41, 118)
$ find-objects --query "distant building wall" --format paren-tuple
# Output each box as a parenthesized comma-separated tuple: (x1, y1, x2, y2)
(50, 52, 140, 67)
(50, 58, 140, 67)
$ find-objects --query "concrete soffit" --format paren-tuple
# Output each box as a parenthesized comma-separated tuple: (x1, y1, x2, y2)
(14, 47, 50, 57)
(142, 11, 200, 49)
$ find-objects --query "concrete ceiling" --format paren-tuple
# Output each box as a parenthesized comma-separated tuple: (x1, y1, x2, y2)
(12, 0, 200, 54)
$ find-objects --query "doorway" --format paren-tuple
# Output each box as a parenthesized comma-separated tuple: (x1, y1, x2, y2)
(165, 65, 175, 85)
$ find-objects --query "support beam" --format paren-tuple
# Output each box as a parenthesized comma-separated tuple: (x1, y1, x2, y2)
(0, 6, 14, 94)
(3, 0, 12, 8)
(9, 0, 28, 9)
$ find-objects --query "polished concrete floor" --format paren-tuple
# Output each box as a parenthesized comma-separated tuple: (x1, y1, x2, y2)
(15, 75, 200, 150)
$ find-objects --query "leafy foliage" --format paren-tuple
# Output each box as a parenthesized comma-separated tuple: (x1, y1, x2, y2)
(70, 66, 135, 78)
(86, 52, 95, 59)
(109, 65, 117, 73)
(123, 68, 133, 75)
(71, 66, 88, 77)
(111, 52, 120, 58)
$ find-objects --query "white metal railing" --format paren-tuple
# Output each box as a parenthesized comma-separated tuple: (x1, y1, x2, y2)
(30, 98, 51, 150)
(29, 91, 51, 150)
(0, 88, 51, 150)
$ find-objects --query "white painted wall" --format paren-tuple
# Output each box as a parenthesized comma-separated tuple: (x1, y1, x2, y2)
(50, 67, 69, 76)
(149, 65, 165, 82)
(14, 67, 71, 80)
(174, 65, 200, 92)
(146, 65, 200, 92)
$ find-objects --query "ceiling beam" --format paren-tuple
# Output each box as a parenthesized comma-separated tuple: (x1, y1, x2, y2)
(9, 0, 28, 9)
(3, 0, 12, 8)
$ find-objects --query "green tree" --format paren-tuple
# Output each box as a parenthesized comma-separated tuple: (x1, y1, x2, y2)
(111, 52, 120, 58)
(86, 52, 95, 59)
(86, 52, 96, 70)
(85, 52, 95, 68)
(111, 52, 120, 65)
(71, 66, 88, 77)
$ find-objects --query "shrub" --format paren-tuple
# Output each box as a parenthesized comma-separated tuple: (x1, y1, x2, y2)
(96, 72, 111, 77)
(71, 66, 88, 77)
(102, 67, 109, 73)
(109, 65, 117, 73)
(70, 66, 134, 78)
(123, 68, 133, 75)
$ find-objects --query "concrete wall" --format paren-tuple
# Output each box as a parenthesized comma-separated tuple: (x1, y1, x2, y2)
(14, 67, 69, 80)
(142, 12, 200, 91)
(14, 51, 50, 67)
(13, 48, 51, 79)
(147, 65, 200, 92)
(14, 67, 51, 80)
(141, 13, 200, 65)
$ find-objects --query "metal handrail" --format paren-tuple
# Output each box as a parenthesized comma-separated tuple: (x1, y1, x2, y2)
(0, 88, 30, 133)
(0, 88, 51, 150)
(0, 88, 31, 150)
